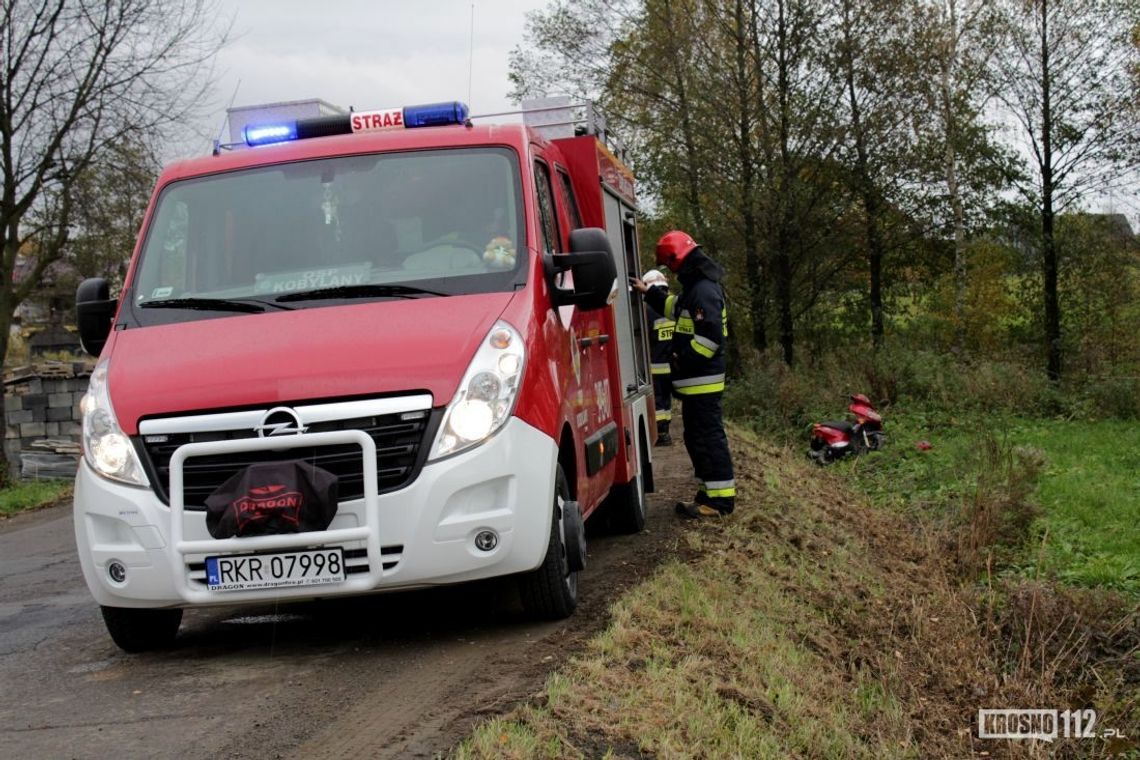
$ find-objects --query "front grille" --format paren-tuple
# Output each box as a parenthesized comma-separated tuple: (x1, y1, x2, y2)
(140, 408, 435, 509)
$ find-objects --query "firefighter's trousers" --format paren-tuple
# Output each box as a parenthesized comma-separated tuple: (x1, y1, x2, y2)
(680, 392, 736, 513)
(653, 374, 672, 432)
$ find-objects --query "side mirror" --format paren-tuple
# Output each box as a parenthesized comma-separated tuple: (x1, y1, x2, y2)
(546, 228, 617, 311)
(76, 277, 117, 357)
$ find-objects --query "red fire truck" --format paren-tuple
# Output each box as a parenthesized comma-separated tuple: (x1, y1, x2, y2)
(73, 101, 657, 651)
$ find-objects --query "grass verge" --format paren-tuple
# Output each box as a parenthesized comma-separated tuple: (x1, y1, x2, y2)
(847, 412, 1140, 595)
(0, 479, 73, 517)
(455, 426, 1138, 758)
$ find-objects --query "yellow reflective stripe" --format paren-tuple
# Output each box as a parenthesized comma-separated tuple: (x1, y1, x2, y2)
(706, 486, 736, 498)
(655, 410, 672, 421)
(694, 334, 719, 351)
(664, 295, 678, 320)
(651, 365, 671, 375)
(674, 381, 725, 395)
(690, 338, 716, 358)
(673, 374, 725, 388)
(675, 317, 694, 334)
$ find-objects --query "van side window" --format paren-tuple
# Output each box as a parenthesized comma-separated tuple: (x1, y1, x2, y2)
(533, 161, 561, 254)
(557, 169, 583, 230)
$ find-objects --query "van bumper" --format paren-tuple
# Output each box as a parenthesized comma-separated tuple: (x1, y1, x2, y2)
(74, 417, 557, 609)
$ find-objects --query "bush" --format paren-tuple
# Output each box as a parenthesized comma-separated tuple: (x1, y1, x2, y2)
(726, 345, 1071, 439)
(724, 343, 1140, 438)
(1083, 375, 1140, 419)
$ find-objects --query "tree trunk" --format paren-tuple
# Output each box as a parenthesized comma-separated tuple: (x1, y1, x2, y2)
(663, 0, 710, 247)
(0, 238, 14, 488)
(866, 195, 885, 350)
(775, 243, 794, 366)
(734, 0, 766, 354)
(941, 0, 968, 354)
(842, 1, 886, 351)
(774, 0, 795, 365)
(1040, 0, 1062, 381)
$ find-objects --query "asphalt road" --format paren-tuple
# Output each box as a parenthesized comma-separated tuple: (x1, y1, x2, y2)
(0, 465, 686, 759)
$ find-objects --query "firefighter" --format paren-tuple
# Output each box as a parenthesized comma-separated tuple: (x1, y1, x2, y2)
(630, 230, 735, 518)
(642, 268, 675, 446)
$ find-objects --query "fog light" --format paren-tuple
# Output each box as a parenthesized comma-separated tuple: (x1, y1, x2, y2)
(474, 530, 498, 552)
(107, 561, 127, 583)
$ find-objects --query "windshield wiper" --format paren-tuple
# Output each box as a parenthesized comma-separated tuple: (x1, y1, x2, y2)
(275, 284, 450, 302)
(138, 297, 294, 313)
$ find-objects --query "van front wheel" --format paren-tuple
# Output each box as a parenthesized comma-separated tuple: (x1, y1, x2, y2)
(101, 606, 183, 653)
(519, 465, 578, 620)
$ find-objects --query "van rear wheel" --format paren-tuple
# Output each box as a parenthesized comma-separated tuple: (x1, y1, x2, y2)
(519, 465, 578, 620)
(101, 606, 183, 653)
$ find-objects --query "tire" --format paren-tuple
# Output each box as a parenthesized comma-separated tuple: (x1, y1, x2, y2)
(101, 606, 183, 653)
(519, 465, 578, 620)
(868, 431, 886, 451)
(812, 448, 837, 466)
(608, 437, 648, 535)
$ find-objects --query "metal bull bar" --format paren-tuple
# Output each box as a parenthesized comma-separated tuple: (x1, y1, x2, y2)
(167, 430, 380, 604)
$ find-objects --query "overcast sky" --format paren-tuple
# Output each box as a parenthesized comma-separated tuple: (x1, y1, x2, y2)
(198, 0, 548, 152)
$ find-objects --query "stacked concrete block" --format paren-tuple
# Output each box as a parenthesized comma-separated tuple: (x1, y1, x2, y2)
(4, 361, 93, 480)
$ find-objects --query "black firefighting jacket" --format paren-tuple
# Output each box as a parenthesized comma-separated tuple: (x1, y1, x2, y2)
(644, 251, 727, 395)
(646, 285, 675, 378)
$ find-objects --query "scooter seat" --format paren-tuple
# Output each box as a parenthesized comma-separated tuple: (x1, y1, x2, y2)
(819, 420, 854, 433)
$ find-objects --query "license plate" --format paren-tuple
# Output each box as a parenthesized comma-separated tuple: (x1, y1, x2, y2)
(205, 548, 345, 592)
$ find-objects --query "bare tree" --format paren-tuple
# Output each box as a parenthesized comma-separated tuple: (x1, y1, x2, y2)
(992, 0, 1140, 381)
(0, 0, 227, 482)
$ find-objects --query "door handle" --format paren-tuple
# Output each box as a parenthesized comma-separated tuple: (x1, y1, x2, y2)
(577, 334, 611, 348)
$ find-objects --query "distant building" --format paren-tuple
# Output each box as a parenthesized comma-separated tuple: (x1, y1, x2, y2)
(226, 99, 346, 147)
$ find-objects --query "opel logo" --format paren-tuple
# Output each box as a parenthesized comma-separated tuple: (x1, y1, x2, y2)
(254, 407, 308, 437)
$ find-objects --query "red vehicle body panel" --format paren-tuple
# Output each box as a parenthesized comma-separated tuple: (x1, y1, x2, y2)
(107, 293, 512, 434)
(813, 424, 849, 446)
(848, 401, 881, 424)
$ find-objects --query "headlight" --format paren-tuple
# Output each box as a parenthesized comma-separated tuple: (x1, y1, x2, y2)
(429, 320, 525, 460)
(81, 360, 149, 486)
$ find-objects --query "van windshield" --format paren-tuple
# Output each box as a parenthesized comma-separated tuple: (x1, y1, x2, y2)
(127, 147, 525, 322)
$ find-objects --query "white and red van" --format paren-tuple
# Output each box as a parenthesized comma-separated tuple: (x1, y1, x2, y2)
(73, 101, 656, 651)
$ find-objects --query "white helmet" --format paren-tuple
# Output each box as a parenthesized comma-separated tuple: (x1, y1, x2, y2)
(642, 269, 667, 287)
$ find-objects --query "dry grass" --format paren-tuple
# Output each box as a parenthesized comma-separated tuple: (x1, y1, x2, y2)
(454, 426, 1138, 759)
(952, 434, 1044, 578)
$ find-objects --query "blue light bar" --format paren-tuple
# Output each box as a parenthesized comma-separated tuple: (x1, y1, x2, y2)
(238, 100, 469, 148)
(243, 121, 299, 147)
(403, 101, 469, 128)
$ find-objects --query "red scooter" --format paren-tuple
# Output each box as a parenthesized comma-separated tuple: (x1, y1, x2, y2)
(808, 394, 885, 465)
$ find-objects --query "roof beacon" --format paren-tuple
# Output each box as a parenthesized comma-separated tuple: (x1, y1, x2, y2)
(242, 100, 470, 147)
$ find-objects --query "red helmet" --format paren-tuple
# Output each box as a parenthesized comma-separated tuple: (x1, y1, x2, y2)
(655, 230, 698, 271)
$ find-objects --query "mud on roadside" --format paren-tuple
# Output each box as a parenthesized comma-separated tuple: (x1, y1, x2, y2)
(214, 436, 697, 760)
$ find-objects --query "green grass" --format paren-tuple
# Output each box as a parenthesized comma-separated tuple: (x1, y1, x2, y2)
(454, 429, 926, 759)
(455, 424, 1138, 759)
(0, 479, 72, 517)
(1012, 419, 1140, 591)
(844, 409, 1140, 595)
